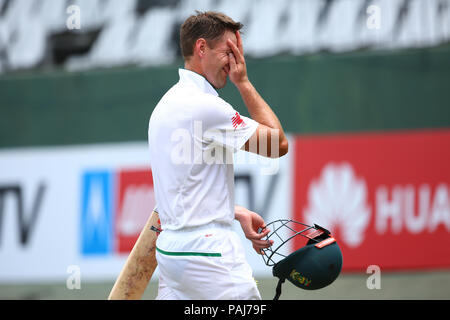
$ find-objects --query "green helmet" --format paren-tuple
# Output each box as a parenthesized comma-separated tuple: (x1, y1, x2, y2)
(261, 219, 343, 300)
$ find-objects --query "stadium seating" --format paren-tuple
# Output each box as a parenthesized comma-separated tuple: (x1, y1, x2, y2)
(0, 0, 449, 74)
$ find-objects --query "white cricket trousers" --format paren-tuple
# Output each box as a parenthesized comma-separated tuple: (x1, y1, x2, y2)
(155, 222, 261, 300)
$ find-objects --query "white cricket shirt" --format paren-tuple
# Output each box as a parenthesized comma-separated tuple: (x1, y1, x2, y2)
(148, 69, 258, 231)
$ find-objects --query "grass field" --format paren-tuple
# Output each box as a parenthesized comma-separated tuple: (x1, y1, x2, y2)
(1, 271, 449, 300)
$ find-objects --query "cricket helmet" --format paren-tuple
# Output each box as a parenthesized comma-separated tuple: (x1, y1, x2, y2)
(260, 219, 343, 300)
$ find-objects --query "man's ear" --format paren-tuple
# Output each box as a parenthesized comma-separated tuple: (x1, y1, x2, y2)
(195, 38, 207, 58)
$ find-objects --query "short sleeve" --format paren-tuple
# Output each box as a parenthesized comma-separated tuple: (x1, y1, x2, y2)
(198, 98, 259, 153)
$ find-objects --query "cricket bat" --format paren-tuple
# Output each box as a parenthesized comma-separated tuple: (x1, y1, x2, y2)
(108, 209, 161, 300)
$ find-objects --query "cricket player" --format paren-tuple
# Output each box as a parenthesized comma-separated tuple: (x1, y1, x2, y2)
(148, 11, 288, 300)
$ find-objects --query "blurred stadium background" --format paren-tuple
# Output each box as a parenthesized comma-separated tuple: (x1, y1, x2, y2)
(1, 0, 450, 300)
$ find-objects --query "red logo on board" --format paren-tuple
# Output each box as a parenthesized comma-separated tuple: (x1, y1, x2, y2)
(293, 129, 450, 271)
(115, 169, 155, 253)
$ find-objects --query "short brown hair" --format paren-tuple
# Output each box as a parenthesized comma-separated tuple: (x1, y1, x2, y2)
(180, 11, 243, 60)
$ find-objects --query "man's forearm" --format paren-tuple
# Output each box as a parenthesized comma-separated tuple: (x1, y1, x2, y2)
(236, 80, 284, 131)
(227, 31, 288, 157)
(236, 79, 288, 156)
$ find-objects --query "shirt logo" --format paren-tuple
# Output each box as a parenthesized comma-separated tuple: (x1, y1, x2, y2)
(231, 112, 246, 129)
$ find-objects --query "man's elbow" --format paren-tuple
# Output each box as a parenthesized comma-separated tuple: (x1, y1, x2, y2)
(270, 138, 289, 158)
(279, 138, 289, 157)
(280, 139, 289, 157)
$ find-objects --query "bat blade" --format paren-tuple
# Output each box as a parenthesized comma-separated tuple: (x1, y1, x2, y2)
(108, 210, 160, 300)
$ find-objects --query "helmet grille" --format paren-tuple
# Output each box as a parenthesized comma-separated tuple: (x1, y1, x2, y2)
(261, 219, 329, 267)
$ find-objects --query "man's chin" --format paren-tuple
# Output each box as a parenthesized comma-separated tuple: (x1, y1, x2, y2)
(212, 79, 227, 90)
(218, 81, 227, 89)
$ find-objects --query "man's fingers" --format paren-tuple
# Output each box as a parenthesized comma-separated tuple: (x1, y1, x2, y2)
(258, 227, 270, 238)
(252, 239, 274, 255)
(229, 52, 236, 69)
(252, 225, 272, 254)
(236, 31, 244, 54)
(253, 239, 274, 248)
(253, 244, 263, 255)
(227, 39, 239, 59)
(227, 39, 244, 64)
(246, 227, 270, 241)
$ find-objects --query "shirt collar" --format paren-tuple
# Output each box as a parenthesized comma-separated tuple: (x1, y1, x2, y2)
(178, 68, 219, 97)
